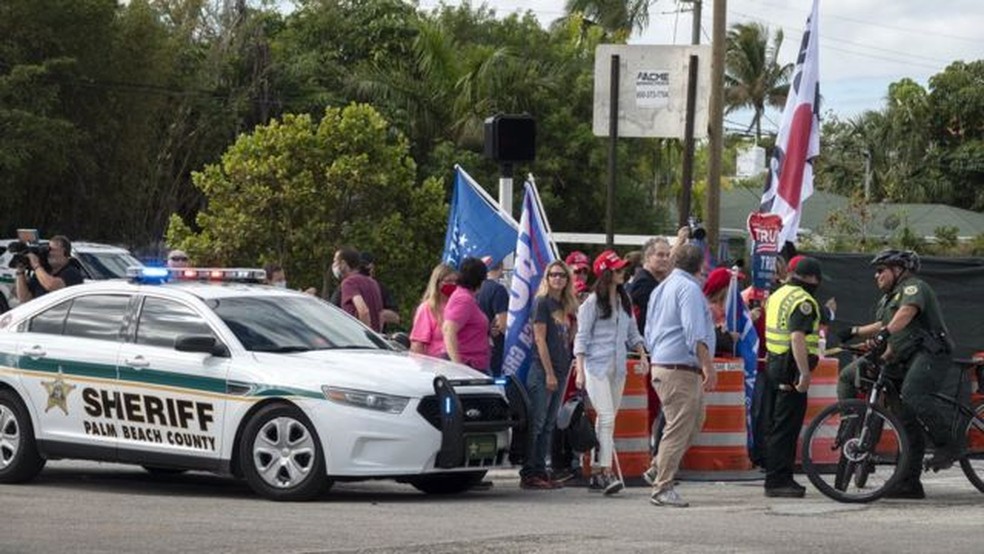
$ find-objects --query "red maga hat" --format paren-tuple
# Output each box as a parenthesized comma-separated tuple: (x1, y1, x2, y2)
(565, 250, 590, 270)
(592, 250, 629, 278)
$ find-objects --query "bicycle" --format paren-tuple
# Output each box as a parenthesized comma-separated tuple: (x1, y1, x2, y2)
(800, 346, 984, 503)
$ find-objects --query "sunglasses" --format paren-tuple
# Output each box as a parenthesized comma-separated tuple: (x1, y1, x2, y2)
(169, 256, 188, 262)
(547, 272, 568, 279)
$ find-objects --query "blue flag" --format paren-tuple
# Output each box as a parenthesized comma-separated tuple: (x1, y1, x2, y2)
(725, 269, 760, 453)
(442, 166, 517, 268)
(501, 182, 556, 384)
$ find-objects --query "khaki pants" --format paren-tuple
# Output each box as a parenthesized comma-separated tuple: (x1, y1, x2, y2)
(651, 365, 705, 492)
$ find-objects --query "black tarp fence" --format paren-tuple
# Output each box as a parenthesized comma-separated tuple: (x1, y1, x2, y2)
(807, 252, 984, 359)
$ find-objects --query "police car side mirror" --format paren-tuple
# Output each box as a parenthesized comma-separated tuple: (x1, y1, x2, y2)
(175, 334, 229, 357)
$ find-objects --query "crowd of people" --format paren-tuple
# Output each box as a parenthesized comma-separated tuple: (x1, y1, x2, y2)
(51, 238, 955, 504)
(395, 233, 961, 507)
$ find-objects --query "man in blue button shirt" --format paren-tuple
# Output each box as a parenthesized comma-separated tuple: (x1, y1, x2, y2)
(644, 244, 716, 508)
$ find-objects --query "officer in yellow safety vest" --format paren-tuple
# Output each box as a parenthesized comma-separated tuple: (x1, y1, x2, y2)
(762, 256, 823, 498)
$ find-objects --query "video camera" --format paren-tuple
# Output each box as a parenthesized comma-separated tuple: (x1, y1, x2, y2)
(687, 216, 706, 241)
(7, 240, 51, 272)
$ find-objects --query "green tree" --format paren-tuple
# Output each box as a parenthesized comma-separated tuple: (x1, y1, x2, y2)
(564, 0, 652, 39)
(724, 22, 792, 142)
(166, 103, 445, 311)
(928, 60, 984, 210)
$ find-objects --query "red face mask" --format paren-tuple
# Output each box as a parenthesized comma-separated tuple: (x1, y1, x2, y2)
(440, 283, 457, 297)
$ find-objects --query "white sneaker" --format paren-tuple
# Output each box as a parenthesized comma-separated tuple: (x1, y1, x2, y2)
(650, 487, 689, 508)
(642, 465, 657, 486)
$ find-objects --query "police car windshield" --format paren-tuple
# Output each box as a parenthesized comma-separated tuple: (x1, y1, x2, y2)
(209, 296, 390, 352)
(76, 251, 142, 279)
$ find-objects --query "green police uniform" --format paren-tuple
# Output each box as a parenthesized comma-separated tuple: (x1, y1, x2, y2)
(837, 275, 959, 478)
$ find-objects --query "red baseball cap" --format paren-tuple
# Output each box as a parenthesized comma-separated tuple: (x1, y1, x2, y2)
(787, 255, 805, 272)
(592, 250, 629, 278)
(565, 250, 590, 271)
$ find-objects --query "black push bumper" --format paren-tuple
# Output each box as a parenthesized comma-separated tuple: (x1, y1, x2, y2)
(426, 374, 530, 469)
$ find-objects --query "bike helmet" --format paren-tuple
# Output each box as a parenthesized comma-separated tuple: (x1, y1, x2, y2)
(870, 249, 920, 272)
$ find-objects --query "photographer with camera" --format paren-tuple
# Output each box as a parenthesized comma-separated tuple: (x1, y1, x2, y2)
(14, 235, 84, 303)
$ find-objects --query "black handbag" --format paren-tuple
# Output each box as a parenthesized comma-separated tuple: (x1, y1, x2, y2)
(556, 394, 598, 454)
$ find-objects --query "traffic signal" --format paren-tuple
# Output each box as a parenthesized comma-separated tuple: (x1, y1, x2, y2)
(484, 114, 535, 163)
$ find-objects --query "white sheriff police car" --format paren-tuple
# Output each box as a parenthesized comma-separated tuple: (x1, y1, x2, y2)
(0, 268, 529, 500)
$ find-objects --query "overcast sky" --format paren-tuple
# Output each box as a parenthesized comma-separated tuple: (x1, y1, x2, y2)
(419, 0, 984, 131)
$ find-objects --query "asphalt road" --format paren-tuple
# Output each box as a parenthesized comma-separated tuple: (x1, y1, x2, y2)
(1, 461, 981, 553)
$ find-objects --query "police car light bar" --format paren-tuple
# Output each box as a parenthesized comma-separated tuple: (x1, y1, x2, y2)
(126, 267, 267, 284)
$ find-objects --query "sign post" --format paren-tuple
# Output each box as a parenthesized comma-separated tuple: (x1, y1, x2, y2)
(593, 45, 711, 235)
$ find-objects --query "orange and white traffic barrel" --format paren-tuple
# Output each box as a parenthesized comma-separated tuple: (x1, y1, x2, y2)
(796, 357, 839, 465)
(679, 358, 754, 474)
(581, 357, 654, 484)
(611, 357, 652, 482)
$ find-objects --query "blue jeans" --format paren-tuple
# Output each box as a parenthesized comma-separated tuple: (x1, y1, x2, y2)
(521, 364, 568, 478)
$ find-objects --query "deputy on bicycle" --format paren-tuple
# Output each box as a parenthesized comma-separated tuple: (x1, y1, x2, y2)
(836, 249, 961, 499)
(763, 256, 824, 498)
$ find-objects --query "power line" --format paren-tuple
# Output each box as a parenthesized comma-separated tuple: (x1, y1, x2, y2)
(724, 9, 951, 66)
(720, 9, 952, 71)
(741, 0, 984, 45)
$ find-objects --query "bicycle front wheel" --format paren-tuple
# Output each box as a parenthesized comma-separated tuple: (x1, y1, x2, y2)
(960, 399, 984, 493)
(801, 399, 910, 503)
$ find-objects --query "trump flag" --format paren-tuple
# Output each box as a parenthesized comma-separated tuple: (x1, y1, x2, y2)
(442, 166, 518, 268)
(760, 0, 820, 247)
(725, 268, 760, 453)
(502, 181, 557, 384)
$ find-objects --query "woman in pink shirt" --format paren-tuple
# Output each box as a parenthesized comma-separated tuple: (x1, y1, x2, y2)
(442, 257, 491, 372)
(410, 263, 457, 357)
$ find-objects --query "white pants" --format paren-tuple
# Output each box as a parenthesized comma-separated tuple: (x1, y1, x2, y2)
(585, 366, 626, 470)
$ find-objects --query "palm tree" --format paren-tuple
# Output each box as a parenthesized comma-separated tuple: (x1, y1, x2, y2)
(564, 0, 653, 39)
(724, 22, 793, 142)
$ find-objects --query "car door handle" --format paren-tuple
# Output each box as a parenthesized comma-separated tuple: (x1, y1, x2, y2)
(21, 345, 46, 359)
(125, 356, 150, 369)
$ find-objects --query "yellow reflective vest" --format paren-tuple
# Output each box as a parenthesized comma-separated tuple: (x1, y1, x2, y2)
(765, 283, 820, 356)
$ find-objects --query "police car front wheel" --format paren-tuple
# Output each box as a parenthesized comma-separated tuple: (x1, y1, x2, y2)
(0, 389, 46, 484)
(239, 402, 329, 501)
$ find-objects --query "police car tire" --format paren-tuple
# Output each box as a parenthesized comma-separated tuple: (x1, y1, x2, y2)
(239, 402, 329, 501)
(0, 389, 46, 483)
(408, 471, 486, 495)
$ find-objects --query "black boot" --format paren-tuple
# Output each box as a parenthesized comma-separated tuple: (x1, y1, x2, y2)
(883, 478, 925, 499)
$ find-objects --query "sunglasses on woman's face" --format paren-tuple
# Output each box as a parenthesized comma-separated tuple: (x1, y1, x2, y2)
(547, 272, 568, 279)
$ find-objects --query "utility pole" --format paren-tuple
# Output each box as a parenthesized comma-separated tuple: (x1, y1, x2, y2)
(706, 0, 727, 257)
(690, 0, 703, 45)
(678, 0, 703, 230)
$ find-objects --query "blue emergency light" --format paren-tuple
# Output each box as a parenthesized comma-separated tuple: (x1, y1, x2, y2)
(126, 266, 267, 284)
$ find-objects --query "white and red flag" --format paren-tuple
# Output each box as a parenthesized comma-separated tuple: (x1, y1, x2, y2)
(760, 0, 820, 247)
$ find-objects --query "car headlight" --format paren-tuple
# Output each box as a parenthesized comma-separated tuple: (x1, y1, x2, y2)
(322, 386, 409, 414)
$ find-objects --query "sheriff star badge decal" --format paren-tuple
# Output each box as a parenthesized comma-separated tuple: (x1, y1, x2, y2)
(41, 367, 76, 415)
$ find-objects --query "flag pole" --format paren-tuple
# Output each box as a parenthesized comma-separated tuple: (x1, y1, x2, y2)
(525, 174, 560, 260)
